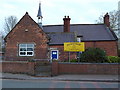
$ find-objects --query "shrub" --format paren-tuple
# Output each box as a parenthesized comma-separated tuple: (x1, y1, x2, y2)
(107, 56, 120, 63)
(70, 59, 78, 62)
(80, 48, 107, 63)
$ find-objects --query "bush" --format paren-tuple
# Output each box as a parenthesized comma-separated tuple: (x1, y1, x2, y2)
(80, 48, 107, 63)
(70, 59, 78, 62)
(107, 56, 120, 63)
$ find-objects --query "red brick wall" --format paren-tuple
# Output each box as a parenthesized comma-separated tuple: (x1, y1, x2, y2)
(52, 62, 120, 75)
(4, 13, 48, 61)
(0, 61, 35, 75)
(51, 61, 59, 76)
(50, 45, 76, 61)
(50, 41, 118, 61)
(1, 61, 28, 73)
(1, 61, 119, 75)
(85, 41, 118, 56)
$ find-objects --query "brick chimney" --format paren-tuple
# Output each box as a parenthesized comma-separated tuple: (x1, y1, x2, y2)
(63, 16, 71, 32)
(104, 13, 110, 27)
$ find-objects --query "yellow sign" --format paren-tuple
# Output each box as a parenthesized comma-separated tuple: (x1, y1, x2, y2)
(64, 42, 85, 52)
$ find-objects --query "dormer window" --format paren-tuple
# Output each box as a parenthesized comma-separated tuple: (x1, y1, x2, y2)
(77, 35, 83, 42)
(77, 37, 81, 42)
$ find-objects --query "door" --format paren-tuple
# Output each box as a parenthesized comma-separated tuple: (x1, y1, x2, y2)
(51, 50, 58, 60)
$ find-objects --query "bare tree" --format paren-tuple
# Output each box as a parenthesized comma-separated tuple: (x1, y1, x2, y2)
(95, 10, 120, 38)
(0, 32, 5, 52)
(95, 10, 119, 30)
(0, 34, 2, 52)
(4, 16, 18, 35)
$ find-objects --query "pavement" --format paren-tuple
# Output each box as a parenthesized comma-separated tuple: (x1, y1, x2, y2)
(0, 72, 119, 82)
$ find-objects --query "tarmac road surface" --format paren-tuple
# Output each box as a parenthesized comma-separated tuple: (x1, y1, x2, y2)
(2, 79, 119, 89)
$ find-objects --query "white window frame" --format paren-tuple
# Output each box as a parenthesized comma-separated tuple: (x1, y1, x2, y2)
(51, 50, 59, 60)
(77, 37, 81, 42)
(19, 44, 34, 56)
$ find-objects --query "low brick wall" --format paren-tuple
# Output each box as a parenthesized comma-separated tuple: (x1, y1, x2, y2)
(0, 61, 36, 75)
(52, 62, 120, 75)
(1, 61, 119, 76)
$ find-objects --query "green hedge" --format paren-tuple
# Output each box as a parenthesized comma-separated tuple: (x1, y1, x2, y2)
(64, 48, 120, 63)
(80, 48, 107, 63)
(107, 56, 120, 63)
(70, 59, 78, 62)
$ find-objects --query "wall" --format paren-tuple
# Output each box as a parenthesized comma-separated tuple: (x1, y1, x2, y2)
(50, 45, 76, 61)
(0, 61, 35, 75)
(85, 41, 118, 56)
(1, 61, 119, 76)
(50, 41, 118, 61)
(118, 39, 120, 49)
(52, 62, 120, 75)
(4, 13, 48, 61)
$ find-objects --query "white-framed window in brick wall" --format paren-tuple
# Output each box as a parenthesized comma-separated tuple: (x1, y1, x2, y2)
(77, 37, 81, 42)
(19, 44, 34, 56)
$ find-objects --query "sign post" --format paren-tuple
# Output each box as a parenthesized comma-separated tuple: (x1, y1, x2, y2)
(64, 42, 85, 62)
(68, 52, 70, 62)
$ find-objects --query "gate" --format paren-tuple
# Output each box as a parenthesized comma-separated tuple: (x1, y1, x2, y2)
(34, 60, 52, 77)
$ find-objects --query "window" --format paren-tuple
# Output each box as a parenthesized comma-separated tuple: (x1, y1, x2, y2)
(19, 44, 34, 56)
(77, 37, 81, 42)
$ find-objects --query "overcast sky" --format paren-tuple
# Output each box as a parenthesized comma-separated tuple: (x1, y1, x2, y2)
(0, 0, 119, 32)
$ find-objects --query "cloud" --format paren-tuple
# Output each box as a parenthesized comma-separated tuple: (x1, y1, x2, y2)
(0, 0, 119, 32)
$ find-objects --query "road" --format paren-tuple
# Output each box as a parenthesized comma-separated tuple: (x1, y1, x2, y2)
(1, 79, 119, 89)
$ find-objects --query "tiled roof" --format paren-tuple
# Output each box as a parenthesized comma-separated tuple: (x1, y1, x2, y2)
(43, 25, 63, 32)
(43, 24, 117, 43)
(47, 32, 75, 45)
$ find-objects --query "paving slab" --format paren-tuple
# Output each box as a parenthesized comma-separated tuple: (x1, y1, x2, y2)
(0, 72, 119, 82)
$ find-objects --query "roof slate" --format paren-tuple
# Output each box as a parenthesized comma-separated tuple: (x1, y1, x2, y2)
(43, 24, 117, 44)
(48, 32, 75, 45)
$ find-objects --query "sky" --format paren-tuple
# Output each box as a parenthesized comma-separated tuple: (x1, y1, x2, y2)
(0, 0, 119, 33)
